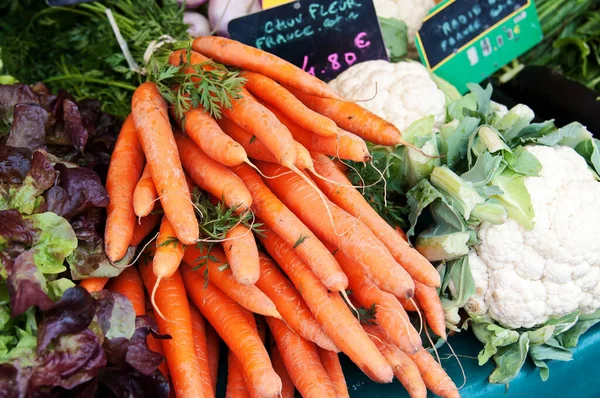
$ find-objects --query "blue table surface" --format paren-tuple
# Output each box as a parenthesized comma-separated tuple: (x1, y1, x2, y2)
(214, 323, 600, 397)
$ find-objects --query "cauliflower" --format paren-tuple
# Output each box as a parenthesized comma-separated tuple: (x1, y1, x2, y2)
(373, 0, 435, 45)
(328, 60, 445, 132)
(466, 145, 600, 329)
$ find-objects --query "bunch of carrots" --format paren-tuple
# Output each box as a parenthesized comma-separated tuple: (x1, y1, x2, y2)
(79, 36, 460, 398)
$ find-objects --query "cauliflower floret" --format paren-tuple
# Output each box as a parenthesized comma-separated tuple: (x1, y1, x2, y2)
(467, 145, 600, 329)
(328, 60, 445, 132)
(373, 0, 435, 45)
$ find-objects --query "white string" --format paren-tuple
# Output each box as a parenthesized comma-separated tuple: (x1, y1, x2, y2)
(105, 8, 140, 73)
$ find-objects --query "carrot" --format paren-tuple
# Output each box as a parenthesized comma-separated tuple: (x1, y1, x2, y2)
(257, 161, 415, 298)
(415, 281, 447, 340)
(400, 297, 418, 312)
(293, 141, 313, 171)
(192, 36, 340, 100)
(151, 216, 186, 317)
(334, 250, 422, 354)
(181, 264, 282, 397)
(183, 246, 280, 318)
(364, 324, 427, 398)
(79, 277, 108, 293)
(133, 164, 158, 218)
(318, 348, 349, 398)
(176, 133, 252, 213)
(105, 114, 145, 262)
(205, 322, 221, 393)
(289, 88, 404, 146)
(408, 347, 460, 398)
(266, 317, 337, 398)
(189, 303, 215, 397)
(255, 253, 337, 351)
(107, 266, 146, 316)
(262, 102, 371, 163)
(132, 82, 198, 245)
(179, 107, 248, 167)
(130, 213, 162, 246)
(312, 153, 440, 287)
(146, 310, 170, 379)
(270, 341, 294, 398)
(138, 264, 207, 398)
(227, 350, 251, 398)
(222, 224, 260, 286)
(241, 71, 337, 137)
(217, 117, 312, 170)
(231, 164, 346, 291)
(258, 227, 393, 383)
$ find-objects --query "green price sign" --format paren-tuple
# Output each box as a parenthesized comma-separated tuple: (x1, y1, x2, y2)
(416, 0, 543, 94)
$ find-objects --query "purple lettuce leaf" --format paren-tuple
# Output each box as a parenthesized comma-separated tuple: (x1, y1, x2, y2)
(5, 104, 48, 151)
(29, 151, 56, 192)
(0, 84, 39, 123)
(37, 287, 95, 353)
(0, 146, 32, 184)
(45, 163, 109, 220)
(125, 316, 168, 376)
(62, 99, 88, 152)
(7, 250, 55, 317)
(0, 209, 36, 246)
(92, 290, 135, 340)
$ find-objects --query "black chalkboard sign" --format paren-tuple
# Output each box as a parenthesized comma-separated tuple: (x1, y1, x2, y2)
(228, 0, 388, 82)
(46, 0, 95, 5)
(418, 0, 528, 70)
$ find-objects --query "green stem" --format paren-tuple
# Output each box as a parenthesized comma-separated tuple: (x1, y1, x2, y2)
(43, 75, 137, 91)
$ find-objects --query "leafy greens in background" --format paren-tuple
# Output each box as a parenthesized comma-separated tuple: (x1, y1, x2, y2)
(348, 82, 600, 384)
(0, 0, 190, 119)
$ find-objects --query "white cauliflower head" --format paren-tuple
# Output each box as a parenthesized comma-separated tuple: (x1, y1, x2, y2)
(467, 145, 600, 329)
(328, 60, 446, 132)
(373, 0, 435, 45)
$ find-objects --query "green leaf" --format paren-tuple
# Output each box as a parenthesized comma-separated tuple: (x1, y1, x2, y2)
(29, 213, 78, 275)
(415, 231, 470, 262)
(468, 315, 520, 365)
(489, 332, 530, 384)
(405, 180, 444, 238)
(461, 151, 504, 187)
(491, 169, 535, 229)
(378, 17, 408, 62)
(46, 278, 76, 301)
(441, 116, 480, 168)
(466, 83, 493, 117)
(293, 234, 310, 249)
(506, 146, 542, 176)
(494, 104, 535, 141)
(404, 139, 440, 189)
(556, 309, 600, 348)
(469, 200, 508, 225)
(448, 93, 478, 122)
(440, 257, 475, 327)
(430, 166, 485, 220)
(430, 73, 462, 107)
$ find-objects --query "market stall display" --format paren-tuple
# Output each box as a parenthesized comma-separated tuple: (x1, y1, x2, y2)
(1, 0, 599, 397)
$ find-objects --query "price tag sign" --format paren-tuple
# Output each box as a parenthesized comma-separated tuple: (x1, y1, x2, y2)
(46, 0, 94, 5)
(262, 0, 295, 9)
(416, 0, 543, 93)
(229, 0, 388, 82)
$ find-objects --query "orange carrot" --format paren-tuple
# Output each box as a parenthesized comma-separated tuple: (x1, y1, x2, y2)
(105, 114, 145, 262)
(241, 71, 337, 137)
(270, 341, 294, 398)
(180, 107, 248, 167)
(258, 228, 393, 383)
(79, 277, 108, 293)
(176, 133, 252, 212)
(130, 213, 162, 246)
(227, 350, 250, 398)
(415, 281, 447, 340)
(267, 317, 337, 398)
(334, 251, 422, 354)
(151, 216, 186, 316)
(408, 347, 460, 398)
(231, 164, 346, 292)
(289, 88, 404, 146)
(257, 161, 415, 298)
(189, 303, 215, 397)
(205, 322, 221, 393)
(255, 253, 336, 351)
(364, 324, 427, 398)
(400, 298, 418, 312)
(146, 310, 170, 379)
(312, 153, 440, 287)
(138, 264, 207, 398)
(107, 266, 146, 316)
(318, 348, 349, 398)
(183, 246, 280, 318)
(293, 141, 313, 171)
(222, 224, 260, 286)
(133, 164, 158, 218)
(262, 102, 371, 163)
(181, 264, 282, 397)
(132, 82, 198, 245)
(192, 36, 340, 99)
